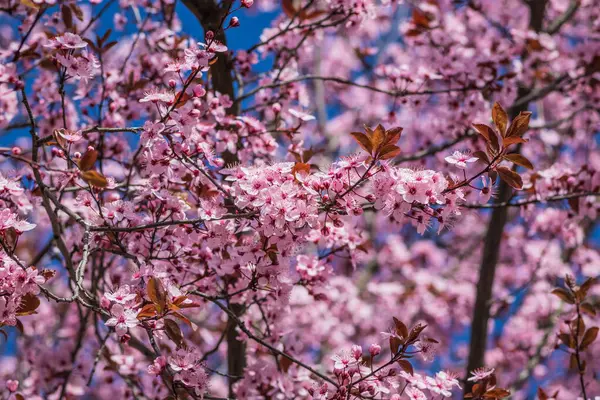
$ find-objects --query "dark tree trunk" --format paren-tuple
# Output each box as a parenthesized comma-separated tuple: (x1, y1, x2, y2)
(464, 1, 548, 392)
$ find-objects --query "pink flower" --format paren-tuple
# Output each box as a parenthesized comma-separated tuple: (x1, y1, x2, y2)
(467, 367, 495, 382)
(105, 304, 139, 336)
(445, 151, 479, 169)
(0, 209, 36, 233)
(479, 176, 494, 203)
(369, 343, 381, 356)
(405, 386, 427, 400)
(415, 337, 437, 362)
(174, 369, 208, 396)
(139, 89, 175, 103)
(147, 356, 167, 376)
(331, 351, 357, 370)
(169, 348, 199, 372)
(46, 32, 87, 49)
(425, 371, 460, 397)
(0, 176, 24, 196)
(55, 128, 83, 143)
(288, 108, 316, 121)
(5, 380, 18, 392)
(399, 371, 427, 390)
(55, 51, 99, 81)
(351, 344, 362, 360)
(104, 285, 137, 304)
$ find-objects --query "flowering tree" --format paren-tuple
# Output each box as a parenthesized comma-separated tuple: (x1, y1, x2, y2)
(0, 0, 598, 399)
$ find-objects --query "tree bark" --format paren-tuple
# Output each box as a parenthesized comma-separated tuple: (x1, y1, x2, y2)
(464, 0, 548, 392)
(226, 303, 247, 397)
(181, 0, 238, 114)
(181, 1, 244, 396)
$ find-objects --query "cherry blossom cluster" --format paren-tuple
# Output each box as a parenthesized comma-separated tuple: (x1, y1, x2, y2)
(0, 0, 598, 399)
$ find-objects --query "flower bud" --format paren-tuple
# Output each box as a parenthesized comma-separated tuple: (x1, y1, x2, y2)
(6, 380, 18, 392)
(193, 84, 206, 97)
(369, 343, 381, 356)
(351, 345, 362, 360)
(229, 16, 240, 28)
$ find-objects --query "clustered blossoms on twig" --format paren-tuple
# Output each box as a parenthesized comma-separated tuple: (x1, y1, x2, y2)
(0, 0, 598, 399)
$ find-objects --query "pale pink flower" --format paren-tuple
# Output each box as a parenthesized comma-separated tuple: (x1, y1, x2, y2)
(105, 304, 139, 336)
(445, 151, 479, 169)
(405, 386, 427, 400)
(46, 32, 87, 49)
(104, 285, 137, 304)
(467, 367, 495, 382)
(139, 89, 175, 103)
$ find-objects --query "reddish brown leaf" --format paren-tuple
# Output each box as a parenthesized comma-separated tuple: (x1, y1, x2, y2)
(164, 318, 184, 347)
(41, 269, 56, 282)
(503, 136, 528, 146)
(282, 0, 298, 17)
(551, 288, 575, 304)
(79, 149, 98, 171)
(137, 303, 158, 319)
(15, 319, 25, 335)
(393, 317, 409, 339)
(389, 336, 401, 355)
(16, 293, 40, 316)
(103, 41, 118, 53)
(292, 162, 311, 179)
(496, 167, 523, 189)
(568, 197, 580, 213)
(81, 170, 108, 188)
(174, 91, 192, 109)
(371, 124, 386, 151)
(397, 359, 413, 375)
(20, 0, 39, 9)
(61, 5, 73, 30)
(171, 311, 198, 331)
(506, 111, 531, 138)
(378, 145, 401, 160)
(280, 354, 293, 373)
(384, 127, 403, 145)
(412, 8, 432, 28)
(53, 129, 67, 148)
(147, 277, 167, 314)
(483, 388, 511, 399)
(580, 327, 598, 350)
(70, 3, 84, 20)
(579, 277, 596, 297)
(580, 302, 596, 317)
(571, 316, 585, 338)
(504, 153, 534, 170)
(407, 323, 427, 343)
(281, 0, 323, 20)
(473, 150, 490, 164)
(472, 123, 494, 143)
(569, 353, 578, 370)
(558, 333, 575, 349)
(350, 131, 373, 154)
(492, 102, 508, 136)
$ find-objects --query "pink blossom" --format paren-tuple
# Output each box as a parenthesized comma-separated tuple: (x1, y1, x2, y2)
(46, 32, 87, 49)
(405, 386, 427, 400)
(105, 304, 139, 336)
(445, 151, 479, 169)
